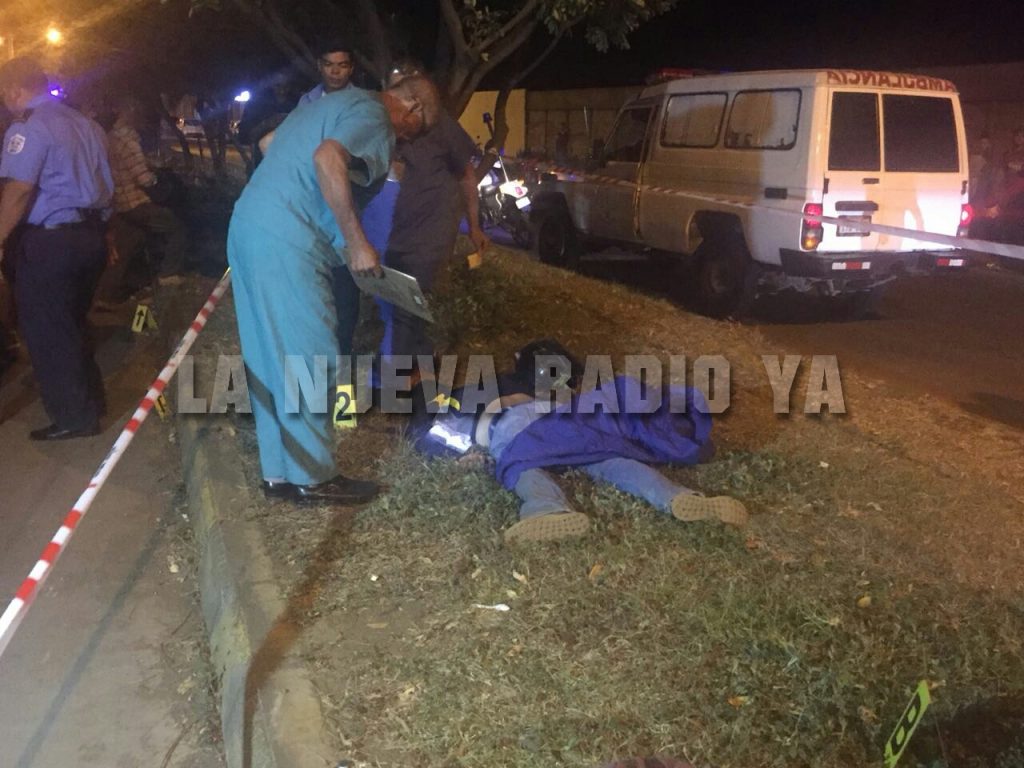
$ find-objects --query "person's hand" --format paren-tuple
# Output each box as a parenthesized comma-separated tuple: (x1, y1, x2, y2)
(348, 240, 382, 278)
(456, 449, 492, 470)
(469, 225, 490, 256)
(105, 232, 120, 267)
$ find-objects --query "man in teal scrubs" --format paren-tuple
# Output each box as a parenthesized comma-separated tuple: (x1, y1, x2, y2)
(228, 79, 426, 505)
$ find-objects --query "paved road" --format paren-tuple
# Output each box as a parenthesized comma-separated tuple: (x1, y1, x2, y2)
(567, 247, 1024, 432)
(755, 266, 1024, 431)
(0, 297, 224, 767)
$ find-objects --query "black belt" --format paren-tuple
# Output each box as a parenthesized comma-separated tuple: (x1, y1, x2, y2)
(30, 210, 106, 231)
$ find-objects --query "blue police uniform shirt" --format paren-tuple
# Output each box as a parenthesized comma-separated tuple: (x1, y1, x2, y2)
(234, 87, 393, 252)
(0, 94, 113, 226)
(296, 81, 352, 108)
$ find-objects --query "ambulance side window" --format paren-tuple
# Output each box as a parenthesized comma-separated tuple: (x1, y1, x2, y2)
(724, 89, 801, 150)
(661, 93, 727, 148)
(604, 107, 654, 163)
(829, 92, 880, 171)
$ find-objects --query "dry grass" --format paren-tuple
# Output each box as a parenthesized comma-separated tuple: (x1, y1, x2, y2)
(191, 247, 1024, 768)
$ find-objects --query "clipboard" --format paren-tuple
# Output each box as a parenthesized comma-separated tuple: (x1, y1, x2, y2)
(351, 265, 434, 322)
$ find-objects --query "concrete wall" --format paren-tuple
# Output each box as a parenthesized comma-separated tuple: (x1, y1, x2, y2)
(525, 86, 641, 160)
(457, 89, 527, 155)
(918, 63, 1024, 157)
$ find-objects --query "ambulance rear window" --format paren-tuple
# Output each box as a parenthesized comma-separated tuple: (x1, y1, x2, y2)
(883, 95, 959, 172)
(828, 92, 880, 171)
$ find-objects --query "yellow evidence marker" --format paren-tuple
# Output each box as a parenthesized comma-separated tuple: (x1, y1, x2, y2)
(333, 384, 357, 429)
(131, 304, 158, 333)
(884, 680, 932, 768)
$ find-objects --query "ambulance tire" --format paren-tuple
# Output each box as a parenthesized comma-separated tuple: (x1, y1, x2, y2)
(534, 211, 581, 270)
(693, 233, 755, 319)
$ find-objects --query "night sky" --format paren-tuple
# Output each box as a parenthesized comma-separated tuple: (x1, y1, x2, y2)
(4, 0, 1022, 99)
(522, 0, 1024, 89)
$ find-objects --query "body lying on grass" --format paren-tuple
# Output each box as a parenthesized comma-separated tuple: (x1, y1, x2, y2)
(411, 340, 748, 543)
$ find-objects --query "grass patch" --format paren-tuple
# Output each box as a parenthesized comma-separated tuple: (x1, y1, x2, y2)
(199, 246, 1024, 767)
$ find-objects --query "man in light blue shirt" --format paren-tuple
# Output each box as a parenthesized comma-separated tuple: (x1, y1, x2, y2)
(297, 40, 355, 107)
(0, 57, 113, 440)
(228, 79, 428, 506)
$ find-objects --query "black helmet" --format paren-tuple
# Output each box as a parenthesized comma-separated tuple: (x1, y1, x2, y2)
(513, 339, 583, 391)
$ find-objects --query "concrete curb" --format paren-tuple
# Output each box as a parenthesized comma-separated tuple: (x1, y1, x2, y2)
(179, 414, 334, 768)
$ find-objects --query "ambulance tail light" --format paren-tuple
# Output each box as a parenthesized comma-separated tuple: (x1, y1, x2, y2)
(801, 203, 824, 250)
(957, 203, 974, 237)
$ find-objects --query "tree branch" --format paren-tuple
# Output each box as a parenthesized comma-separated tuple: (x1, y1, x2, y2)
(438, 0, 471, 58)
(449, 17, 538, 116)
(475, 0, 544, 54)
(228, 0, 317, 77)
(352, 0, 390, 84)
(509, 25, 570, 89)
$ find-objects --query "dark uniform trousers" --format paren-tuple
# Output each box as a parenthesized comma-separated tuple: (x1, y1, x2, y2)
(383, 243, 452, 360)
(15, 223, 107, 430)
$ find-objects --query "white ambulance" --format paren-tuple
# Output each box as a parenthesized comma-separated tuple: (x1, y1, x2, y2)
(531, 69, 972, 317)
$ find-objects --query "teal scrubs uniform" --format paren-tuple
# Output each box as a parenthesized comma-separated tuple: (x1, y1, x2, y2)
(227, 88, 393, 484)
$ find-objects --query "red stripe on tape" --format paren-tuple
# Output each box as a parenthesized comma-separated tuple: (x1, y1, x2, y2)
(15, 578, 37, 602)
(190, 321, 203, 333)
(0, 270, 232, 663)
(41, 542, 61, 565)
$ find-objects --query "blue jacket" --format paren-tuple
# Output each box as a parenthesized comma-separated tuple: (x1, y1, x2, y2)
(494, 377, 714, 489)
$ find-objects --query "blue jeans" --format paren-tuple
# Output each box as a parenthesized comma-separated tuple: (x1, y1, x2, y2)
(489, 403, 692, 521)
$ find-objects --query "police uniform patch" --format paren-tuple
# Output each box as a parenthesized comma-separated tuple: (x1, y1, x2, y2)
(6, 133, 25, 154)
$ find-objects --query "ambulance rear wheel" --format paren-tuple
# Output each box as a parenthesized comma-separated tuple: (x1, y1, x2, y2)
(694, 234, 755, 318)
(534, 212, 581, 269)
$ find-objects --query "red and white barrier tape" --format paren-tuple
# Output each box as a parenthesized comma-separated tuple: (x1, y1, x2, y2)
(0, 270, 233, 663)
(535, 163, 1024, 262)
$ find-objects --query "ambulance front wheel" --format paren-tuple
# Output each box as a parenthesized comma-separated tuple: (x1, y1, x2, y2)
(533, 211, 581, 270)
(693, 234, 756, 318)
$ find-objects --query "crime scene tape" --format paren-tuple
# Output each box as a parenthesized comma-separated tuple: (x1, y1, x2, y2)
(0, 270, 232, 663)
(535, 164, 1024, 263)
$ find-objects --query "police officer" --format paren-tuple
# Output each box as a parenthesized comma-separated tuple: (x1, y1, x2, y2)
(227, 77, 428, 505)
(0, 57, 113, 440)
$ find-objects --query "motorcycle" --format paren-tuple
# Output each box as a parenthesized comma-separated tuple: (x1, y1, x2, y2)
(476, 112, 532, 248)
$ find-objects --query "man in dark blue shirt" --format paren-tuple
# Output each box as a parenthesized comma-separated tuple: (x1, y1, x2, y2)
(380, 65, 489, 371)
(0, 57, 113, 440)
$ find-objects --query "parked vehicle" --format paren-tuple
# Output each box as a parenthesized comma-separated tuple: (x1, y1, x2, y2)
(177, 116, 205, 139)
(531, 69, 972, 317)
(477, 112, 532, 247)
(477, 156, 532, 247)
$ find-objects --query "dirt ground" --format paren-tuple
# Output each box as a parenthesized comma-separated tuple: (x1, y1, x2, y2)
(190, 247, 1024, 768)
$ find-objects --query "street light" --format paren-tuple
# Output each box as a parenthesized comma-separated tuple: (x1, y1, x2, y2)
(45, 27, 63, 45)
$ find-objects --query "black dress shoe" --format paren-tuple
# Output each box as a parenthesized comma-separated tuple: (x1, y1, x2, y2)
(262, 479, 294, 500)
(263, 474, 379, 505)
(30, 423, 100, 441)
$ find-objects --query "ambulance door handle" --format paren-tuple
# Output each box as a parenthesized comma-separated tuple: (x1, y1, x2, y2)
(862, 177, 880, 184)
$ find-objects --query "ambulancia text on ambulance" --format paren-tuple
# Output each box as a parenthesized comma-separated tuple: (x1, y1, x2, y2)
(530, 69, 971, 317)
